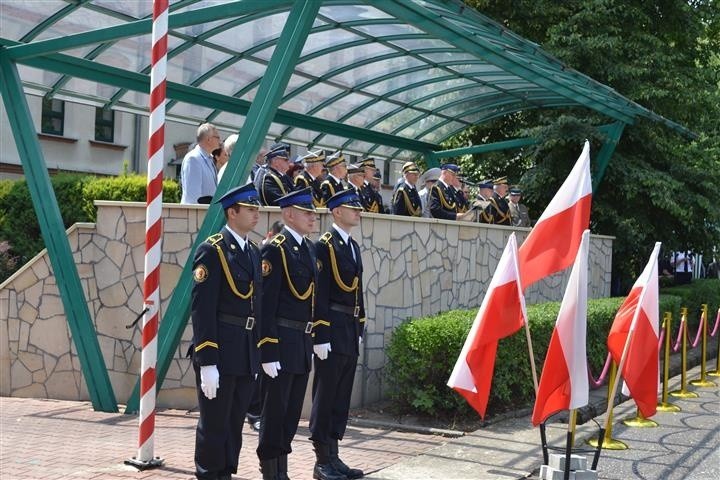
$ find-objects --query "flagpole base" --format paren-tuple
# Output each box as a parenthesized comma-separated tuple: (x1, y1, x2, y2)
(708, 370, 720, 377)
(124, 456, 164, 471)
(622, 416, 658, 428)
(689, 378, 716, 387)
(669, 388, 699, 398)
(656, 402, 681, 413)
(587, 437, 628, 450)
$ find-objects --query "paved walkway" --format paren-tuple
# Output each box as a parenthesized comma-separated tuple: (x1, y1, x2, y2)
(1, 363, 717, 480)
(0, 398, 444, 479)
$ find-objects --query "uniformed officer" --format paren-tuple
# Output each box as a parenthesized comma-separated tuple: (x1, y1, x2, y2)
(429, 164, 474, 221)
(418, 167, 440, 218)
(508, 186, 531, 227)
(359, 158, 382, 213)
(473, 179, 495, 224)
(257, 143, 294, 206)
(294, 150, 326, 208)
(256, 188, 318, 480)
(190, 183, 263, 480)
(392, 161, 422, 217)
(455, 177, 471, 214)
(346, 163, 373, 212)
(310, 189, 367, 480)
(320, 151, 348, 205)
(491, 176, 512, 225)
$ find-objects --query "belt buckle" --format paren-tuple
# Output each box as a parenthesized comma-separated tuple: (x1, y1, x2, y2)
(245, 316, 255, 330)
(304, 322, 313, 334)
(353, 305, 360, 318)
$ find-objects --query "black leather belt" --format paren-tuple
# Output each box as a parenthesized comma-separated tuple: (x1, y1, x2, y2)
(218, 313, 255, 330)
(329, 302, 360, 317)
(277, 316, 313, 334)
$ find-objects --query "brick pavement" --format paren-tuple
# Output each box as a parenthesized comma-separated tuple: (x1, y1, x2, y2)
(0, 397, 445, 480)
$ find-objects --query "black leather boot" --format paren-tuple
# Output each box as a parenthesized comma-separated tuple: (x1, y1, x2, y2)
(329, 439, 363, 479)
(278, 454, 290, 480)
(259, 458, 279, 480)
(312, 441, 347, 480)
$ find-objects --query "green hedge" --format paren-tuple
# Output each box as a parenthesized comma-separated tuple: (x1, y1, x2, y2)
(660, 279, 720, 328)
(81, 175, 180, 220)
(0, 174, 180, 281)
(386, 293, 692, 419)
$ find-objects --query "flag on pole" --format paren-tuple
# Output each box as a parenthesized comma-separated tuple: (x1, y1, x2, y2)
(532, 230, 590, 425)
(518, 141, 592, 290)
(448, 233, 526, 419)
(607, 242, 661, 418)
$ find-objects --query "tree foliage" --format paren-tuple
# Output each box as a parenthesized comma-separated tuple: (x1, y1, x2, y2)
(451, 1, 720, 291)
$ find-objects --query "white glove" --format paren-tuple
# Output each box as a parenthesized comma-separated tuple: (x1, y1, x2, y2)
(262, 361, 281, 378)
(359, 336, 363, 347)
(313, 343, 331, 360)
(200, 365, 220, 400)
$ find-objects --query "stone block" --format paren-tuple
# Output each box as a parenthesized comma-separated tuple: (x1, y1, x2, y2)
(18, 351, 43, 372)
(574, 471, 597, 480)
(29, 316, 69, 357)
(99, 283, 129, 308)
(46, 371, 80, 400)
(11, 360, 32, 389)
(14, 383, 47, 398)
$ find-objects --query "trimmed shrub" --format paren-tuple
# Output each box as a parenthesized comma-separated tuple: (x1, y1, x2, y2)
(82, 174, 180, 220)
(660, 279, 720, 329)
(0, 174, 92, 263)
(386, 293, 691, 419)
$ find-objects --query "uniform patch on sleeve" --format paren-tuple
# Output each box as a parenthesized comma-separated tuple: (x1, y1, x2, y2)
(261, 259, 272, 277)
(317, 259, 323, 272)
(193, 264, 208, 283)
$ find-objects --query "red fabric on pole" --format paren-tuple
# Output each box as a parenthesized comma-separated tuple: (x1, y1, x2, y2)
(448, 234, 526, 419)
(518, 141, 591, 290)
(607, 244, 661, 418)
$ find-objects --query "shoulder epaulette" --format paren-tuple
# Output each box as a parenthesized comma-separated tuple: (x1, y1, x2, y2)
(270, 233, 286, 246)
(206, 233, 223, 245)
(319, 232, 332, 244)
(249, 239, 258, 248)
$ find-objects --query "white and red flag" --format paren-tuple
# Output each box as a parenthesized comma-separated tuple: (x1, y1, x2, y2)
(532, 230, 590, 425)
(448, 233, 527, 419)
(518, 141, 592, 290)
(607, 242, 661, 418)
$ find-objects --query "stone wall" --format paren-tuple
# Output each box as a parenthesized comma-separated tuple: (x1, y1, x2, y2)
(0, 201, 613, 410)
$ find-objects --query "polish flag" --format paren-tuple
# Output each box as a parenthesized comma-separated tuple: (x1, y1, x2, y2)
(607, 242, 661, 418)
(519, 141, 592, 290)
(532, 230, 590, 425)
(448, 233, 527, 419)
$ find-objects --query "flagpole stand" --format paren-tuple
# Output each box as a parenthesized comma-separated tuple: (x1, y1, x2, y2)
(657, 312, 681, 413)
(622, 408, 658, 427)
(670, 308, 699, 399)
(586, 362, 628, 450)
(690, 304, 717, 388)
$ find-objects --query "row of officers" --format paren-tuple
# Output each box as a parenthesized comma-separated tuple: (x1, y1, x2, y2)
(251, 143, 531, 228)
(189, 182, 368, 480)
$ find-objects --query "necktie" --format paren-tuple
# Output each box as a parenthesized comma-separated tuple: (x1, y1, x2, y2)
(347, 237, 356, 262)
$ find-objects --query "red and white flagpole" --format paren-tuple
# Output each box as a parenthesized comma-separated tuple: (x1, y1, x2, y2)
(128, 0, 167, 469)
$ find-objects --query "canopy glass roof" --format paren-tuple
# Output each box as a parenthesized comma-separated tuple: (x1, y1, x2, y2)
(0, 0, 692, 160)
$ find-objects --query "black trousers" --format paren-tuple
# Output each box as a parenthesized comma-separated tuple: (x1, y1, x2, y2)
(246, 374, 263, 420)
(309, 351, 358, 444)
(194, 365, 254, 480)
(256, 369, 310, 460)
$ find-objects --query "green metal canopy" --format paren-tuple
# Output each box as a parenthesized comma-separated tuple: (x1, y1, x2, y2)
(1, 0, 692, 160)
(0, 0, 693, 413)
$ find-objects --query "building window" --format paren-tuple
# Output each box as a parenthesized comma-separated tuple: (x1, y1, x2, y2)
(41, 97, 64, 136)
(95, 107, 114, 142)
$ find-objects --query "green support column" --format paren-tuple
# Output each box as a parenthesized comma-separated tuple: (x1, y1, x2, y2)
(125, 0, 321, 413)
(593, 121, 626, 192)
(424, 151, 439, 168)
(0, 51, 117, 412)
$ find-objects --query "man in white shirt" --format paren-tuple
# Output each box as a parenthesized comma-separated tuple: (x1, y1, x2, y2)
(181, 123, 221, 204)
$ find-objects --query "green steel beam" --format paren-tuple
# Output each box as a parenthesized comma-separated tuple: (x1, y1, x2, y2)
(2, 40, 438, 153)
(5, 0, 296, 60)
(19, 1, 92, 42)
(434, 137, 540, 158)
(368, 0, 637, 125)
(593, 121, 626, 192)
(0, 51, 117, 413)
(125, 0, 322, 414)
